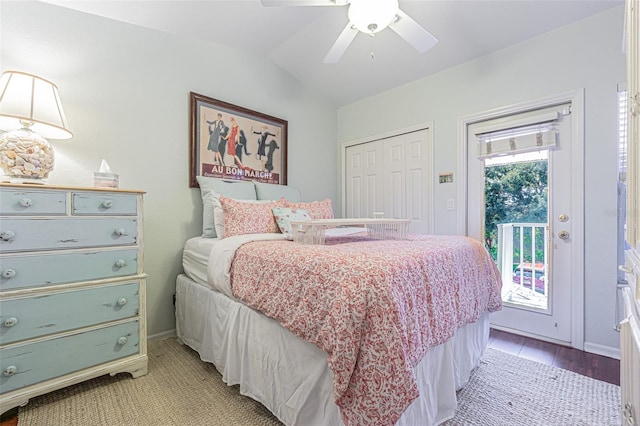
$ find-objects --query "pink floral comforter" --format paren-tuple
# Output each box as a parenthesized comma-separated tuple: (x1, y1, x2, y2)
(229, 234, 502, 426)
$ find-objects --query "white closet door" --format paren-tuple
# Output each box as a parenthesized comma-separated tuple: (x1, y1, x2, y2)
(363, 141, 384, 218)
(383, 135, 407, 221)
(345, 141, 383, 218)
(405, 130, 431, 234)
(345, 145, 363, 218)
(345, 128, 433, 234)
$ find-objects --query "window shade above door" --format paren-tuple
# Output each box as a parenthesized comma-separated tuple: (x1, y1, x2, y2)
(470, 103, 571, 159)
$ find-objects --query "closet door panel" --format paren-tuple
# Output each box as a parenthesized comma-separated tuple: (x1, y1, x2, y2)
(345, 146, 362, 218)
(383, 136, 406, 220)
(406, 130, 432, 234)
(345, 141, 383, 219)
(363, 141, 383, 218)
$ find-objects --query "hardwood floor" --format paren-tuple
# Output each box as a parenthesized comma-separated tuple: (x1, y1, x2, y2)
(0, 329, 620, 426)
(488, 328, 621, 386)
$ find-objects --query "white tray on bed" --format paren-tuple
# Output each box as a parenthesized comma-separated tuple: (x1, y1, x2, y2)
(290, 218, 411, 245)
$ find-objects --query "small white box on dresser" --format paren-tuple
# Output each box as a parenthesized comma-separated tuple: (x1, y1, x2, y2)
(0, 183, 147, 415)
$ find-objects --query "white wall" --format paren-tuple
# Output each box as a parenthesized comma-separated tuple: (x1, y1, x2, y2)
(337, 6, 626, 353)
(2, 1, 626, 353)
(1, 1, 338, 337)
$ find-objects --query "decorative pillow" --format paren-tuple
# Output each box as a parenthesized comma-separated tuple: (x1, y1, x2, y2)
(196, 176, 256, 238)
(285, 198, 334, 220)
(213, 194, 276, 238)
(254, 181, 302, 202)
(272, 207, 311, 238)
(219, 196, 284, 237)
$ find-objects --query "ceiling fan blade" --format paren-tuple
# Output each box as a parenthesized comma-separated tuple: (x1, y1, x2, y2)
(389, 9, 438, 53)
(323, 22, 358, 64)
(260, 0, 347, 6)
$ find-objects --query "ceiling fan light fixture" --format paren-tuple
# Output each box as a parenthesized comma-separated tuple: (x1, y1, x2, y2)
(347, 0, 399, 34)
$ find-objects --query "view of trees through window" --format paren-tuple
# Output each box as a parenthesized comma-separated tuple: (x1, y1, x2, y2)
(484, 159, 548, 264)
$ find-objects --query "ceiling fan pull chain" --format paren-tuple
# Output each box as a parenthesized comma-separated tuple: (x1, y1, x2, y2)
(370, 33, 376, 60)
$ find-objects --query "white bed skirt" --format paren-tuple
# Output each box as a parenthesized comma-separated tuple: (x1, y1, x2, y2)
(175, 273, 489, 426)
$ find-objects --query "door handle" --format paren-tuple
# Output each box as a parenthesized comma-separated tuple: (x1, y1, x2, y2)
(558, 230, 570, 240)
(619, 265, 633, 274)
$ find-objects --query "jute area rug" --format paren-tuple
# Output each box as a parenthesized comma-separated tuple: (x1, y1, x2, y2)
(18, 338, 620, 426)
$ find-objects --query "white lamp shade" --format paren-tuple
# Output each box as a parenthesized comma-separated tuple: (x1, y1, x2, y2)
(348, 0, 399, 34)
(0, 71, 73, 140)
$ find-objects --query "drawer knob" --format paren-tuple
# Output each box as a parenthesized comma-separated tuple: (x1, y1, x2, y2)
(117, 336, 128, 346)
(19, 198, 33, 208)
(3, 317, 18, 327)
(2, 365, 17, 377)
(2, 269, 16, 279)
(102, 200, 113, 209)
(0, 231, 15, 241)
(117, 297, 128, 306)
(114, 228, 126, 237)
(114, 259, 127, 268)
(623, 402, 635, 425)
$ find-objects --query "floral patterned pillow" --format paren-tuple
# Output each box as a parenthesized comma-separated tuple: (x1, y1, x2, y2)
(219, 196, 283, 237)
(272, 207, 311, 238)
(285, 198, 334, 220)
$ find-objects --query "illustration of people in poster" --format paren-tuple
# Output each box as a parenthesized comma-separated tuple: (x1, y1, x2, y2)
(197, 102, 285, 185)
(206, 113, 225, 166)
(251, 125, 278, 172)
(222, 117, 244, 169)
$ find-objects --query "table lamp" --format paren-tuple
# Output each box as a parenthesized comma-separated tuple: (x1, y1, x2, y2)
(0, 70, 73, 183)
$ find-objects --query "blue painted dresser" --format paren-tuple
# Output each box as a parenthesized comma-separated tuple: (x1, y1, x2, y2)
(0, 183, 147, 414)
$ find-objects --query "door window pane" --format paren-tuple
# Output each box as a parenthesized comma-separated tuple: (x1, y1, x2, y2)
(485, 151, 549, 311)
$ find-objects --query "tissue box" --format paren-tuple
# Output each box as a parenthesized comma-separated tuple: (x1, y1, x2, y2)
(94, 172, 119, 188)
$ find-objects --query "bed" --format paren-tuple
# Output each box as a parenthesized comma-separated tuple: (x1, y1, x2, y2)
(175, 177, 502, 426)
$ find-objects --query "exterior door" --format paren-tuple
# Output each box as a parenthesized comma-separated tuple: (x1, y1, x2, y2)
(466, 102, 579, 344)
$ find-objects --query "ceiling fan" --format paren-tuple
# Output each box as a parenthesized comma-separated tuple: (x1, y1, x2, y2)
(260, 0, 438, 63)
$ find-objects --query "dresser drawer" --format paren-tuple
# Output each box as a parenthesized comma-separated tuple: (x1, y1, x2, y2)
(623, 287, 640, 323)
(0, 282, 140, 344)
(0, 218, 137, 252)
(0, 320, 139, 394)
(0, 248, 139, 291)
(0, 189, 66, 216)
(72, 193, 137, 216)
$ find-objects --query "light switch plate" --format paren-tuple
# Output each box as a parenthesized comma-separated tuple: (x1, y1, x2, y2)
(447, 199, 455, 210)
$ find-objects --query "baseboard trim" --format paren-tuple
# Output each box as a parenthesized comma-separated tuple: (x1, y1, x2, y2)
(148, 329, 176, 341)
(491, 325, 621, 360)
(490, 325, 572, 348)
(583, 341, 620, 360)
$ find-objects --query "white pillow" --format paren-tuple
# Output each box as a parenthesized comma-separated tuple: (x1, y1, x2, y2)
(254, 181, 302, 202)
(212, 192, 225, 238)
(196, 176, 256, 238)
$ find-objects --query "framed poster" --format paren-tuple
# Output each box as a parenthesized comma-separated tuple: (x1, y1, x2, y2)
(189, 91, 288, 187)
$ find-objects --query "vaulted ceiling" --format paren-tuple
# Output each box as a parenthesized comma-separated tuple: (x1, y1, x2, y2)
(41, 0, 623, 106)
